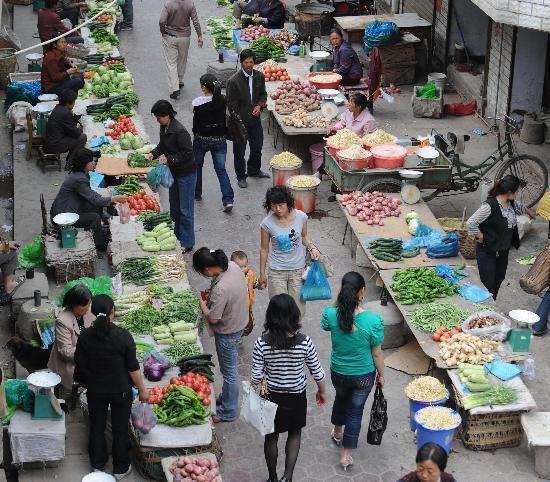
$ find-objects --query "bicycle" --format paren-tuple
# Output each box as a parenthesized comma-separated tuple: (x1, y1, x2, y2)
(425, 114, 548, 208)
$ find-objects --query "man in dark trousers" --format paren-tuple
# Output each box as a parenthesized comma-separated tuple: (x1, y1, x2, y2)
(226, 49, 269, 189)
(45, 88, 87, 169)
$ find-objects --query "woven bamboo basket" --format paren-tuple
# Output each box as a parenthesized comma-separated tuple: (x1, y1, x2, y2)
(7, 0, 33, 5)
(50, 259, 95, 284)
(452, 384, 524, 451)
(457, 207, 477, 259)
(130, 427, 223, 482)
(520, 245, 550, 295)
(0, 48, 17, 89)
(437, 217, 462, 233)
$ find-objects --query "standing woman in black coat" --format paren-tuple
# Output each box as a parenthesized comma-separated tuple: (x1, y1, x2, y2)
(192, 74, 235, 212)
(467, 175, 535, 299)
(147, 100, 197, 253)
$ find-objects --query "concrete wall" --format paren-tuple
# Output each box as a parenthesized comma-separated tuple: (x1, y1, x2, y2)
(449, 0, 490, 57)
(510, 28, 548, 112)
(434, 0, 450, 68)
(468, 0, 550, 32)
(486, 22, 515, 116)
(403, 0, 434, 22)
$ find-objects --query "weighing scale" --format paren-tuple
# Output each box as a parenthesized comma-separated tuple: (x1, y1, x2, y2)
(508, 310, 539, 353)
(27, 371, 63, 420)
(308, 50, 331, 72)
(317, 88, 341, 120)
(52, 212, 79, 249)
(32, 102, 55, 137)
(26, 52, 43, 72)
(399, 169, 423, 204)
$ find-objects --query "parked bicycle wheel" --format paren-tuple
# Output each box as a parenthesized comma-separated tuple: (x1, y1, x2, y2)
(495, 155, 548, 208)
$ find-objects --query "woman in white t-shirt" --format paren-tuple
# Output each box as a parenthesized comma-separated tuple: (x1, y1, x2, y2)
(259, 186, 321, 315)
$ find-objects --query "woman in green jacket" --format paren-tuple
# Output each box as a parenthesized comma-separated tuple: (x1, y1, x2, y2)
(321, 271, 385, 471)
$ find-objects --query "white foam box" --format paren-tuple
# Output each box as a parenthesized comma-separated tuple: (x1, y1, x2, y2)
(9, 409, 66, 463)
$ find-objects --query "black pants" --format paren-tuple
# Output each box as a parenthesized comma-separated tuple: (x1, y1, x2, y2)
(75, 211, 110, 251)
(476, 246, 509, 299)
(87, 391, 133, 474)
(46, 132, 87, 169)
(232, 119, 263, 180)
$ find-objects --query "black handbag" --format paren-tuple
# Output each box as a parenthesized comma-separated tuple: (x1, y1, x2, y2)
(366, 386, 388, 445)
(226, 110, 248, 144)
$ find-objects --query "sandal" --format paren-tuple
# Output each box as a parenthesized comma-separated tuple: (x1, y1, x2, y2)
(340, 455, 353, 471)
(331, 429, 342, 446)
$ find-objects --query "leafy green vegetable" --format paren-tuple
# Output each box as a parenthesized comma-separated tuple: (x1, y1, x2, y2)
(462, 386, 517, 410)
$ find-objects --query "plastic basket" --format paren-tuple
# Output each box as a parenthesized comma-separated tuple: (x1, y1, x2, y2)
(309, 142, 326, 172)
(415, 407, 461, 453)
(371, 144, 407, 169)
(307, 72, 342, 90)
(408, 391, 449, 431)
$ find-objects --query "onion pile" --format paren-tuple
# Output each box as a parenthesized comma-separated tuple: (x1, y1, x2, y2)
(240, 25, 269, 42)
(270, 79, 322, 114)
(169, 455, 220, 482)
(340, 191, 402, 225)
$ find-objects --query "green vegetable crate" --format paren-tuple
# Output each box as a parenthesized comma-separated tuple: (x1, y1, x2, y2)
(323, 148, 452, 193)
(452, 384, 524, 451)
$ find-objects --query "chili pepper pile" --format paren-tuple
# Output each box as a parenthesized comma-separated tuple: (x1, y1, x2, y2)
(90, 28, 119, 46)
(169, 372, 212, 406)
(151, 385, 210, 427)
(128, 190, 160, 215)
(114, 175, 142, 195)
(107, 115, 137, 140)
(390, 267, 457, 304)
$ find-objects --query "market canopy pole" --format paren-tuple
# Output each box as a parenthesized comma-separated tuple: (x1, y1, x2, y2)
(11, 0, 117, 57)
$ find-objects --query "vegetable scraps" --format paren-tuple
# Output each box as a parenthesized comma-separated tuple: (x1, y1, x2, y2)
(151, 385, 209, 427)
(390, 267, 456, 304)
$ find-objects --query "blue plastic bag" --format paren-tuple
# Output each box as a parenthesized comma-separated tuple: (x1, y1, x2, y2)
(485, 358, 522, 381)
(435, 264, 468, 285)
(426, 233, 459, 258)
(458, 283, 492, 303)
(300, 261, 332, 302)
(147, 164, 174, 191)
(364, 21, 401, 54)
(403, 224, 445, 250)
(89, 135, 109, 149)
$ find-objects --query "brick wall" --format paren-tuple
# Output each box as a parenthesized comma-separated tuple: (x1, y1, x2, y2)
(469, 0, 550, 32)
(485, 22, 515, 116)
(434, 0, 450, 68)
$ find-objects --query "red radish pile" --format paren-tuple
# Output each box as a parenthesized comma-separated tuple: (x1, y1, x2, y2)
(341, 191, 402, 225)
(240, 25, 269, 42)
(169, 455, 220, 482)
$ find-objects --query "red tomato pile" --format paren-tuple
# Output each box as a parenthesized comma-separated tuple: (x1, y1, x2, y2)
(148, 373, 211, 407)
(263, 65, 289, 81)
(128, 190, 160, 215)
(102, 59, 122, 67)
(432, 325, 463, 342)
(107, 115, 137, 140)
(170, 372, 211, 406)
(97, 14, 112, 22)
(240, 25, 269, 42)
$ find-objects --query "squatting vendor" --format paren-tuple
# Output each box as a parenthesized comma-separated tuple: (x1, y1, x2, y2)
(50, 148, 128, 251)
(234, 0, 285, 29)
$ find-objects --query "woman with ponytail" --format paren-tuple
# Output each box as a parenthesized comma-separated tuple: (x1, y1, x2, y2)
(321, 272, 385, 471)
(467, 174, 536, 299)
(192, 73, 235, 212)
(75, 295, 148, 480)
(193, 247, 248, 423)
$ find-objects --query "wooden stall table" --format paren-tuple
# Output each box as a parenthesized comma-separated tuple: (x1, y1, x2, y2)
(334, 13, 432, 68)
(337, 193, 463, 270)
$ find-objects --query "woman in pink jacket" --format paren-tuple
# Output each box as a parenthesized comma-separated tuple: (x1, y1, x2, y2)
(329, 92, 376, 138)
(48, 284, 94, 391)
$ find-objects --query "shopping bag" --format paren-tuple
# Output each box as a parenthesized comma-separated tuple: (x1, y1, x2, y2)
(300, 260, 332, 301)
(131, 402, 157, 434)
(366, 386, 387, 445)
(17, 236, 45, 269)
(147, 164, 174, 191)
(240, 381, 277, 436)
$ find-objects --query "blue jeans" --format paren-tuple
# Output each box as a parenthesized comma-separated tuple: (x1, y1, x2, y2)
(232, 119, 264, 180)
(168, 172, 197, 249)
(193, 136, 234, 206)
(532, 289, 550, 333)
(214, 330, 243, 421)
(330, 370, 376, 449)
(121, 0, 133, 26)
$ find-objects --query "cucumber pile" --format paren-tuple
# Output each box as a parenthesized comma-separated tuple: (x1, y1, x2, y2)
(369, 238, 403, 261)
(137, 222, 177, 252)
(137, 212, 173, 231)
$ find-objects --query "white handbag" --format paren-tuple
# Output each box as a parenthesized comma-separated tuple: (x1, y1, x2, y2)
(240, 380, 278, 436)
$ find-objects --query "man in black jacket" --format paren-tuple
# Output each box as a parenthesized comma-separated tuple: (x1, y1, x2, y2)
(226, 49, 269, 189)
(45, 88, 87, 169)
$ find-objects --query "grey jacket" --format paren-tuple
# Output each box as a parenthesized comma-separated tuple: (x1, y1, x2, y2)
(51, 172, 111, 218)
(226, 69, 267, 125)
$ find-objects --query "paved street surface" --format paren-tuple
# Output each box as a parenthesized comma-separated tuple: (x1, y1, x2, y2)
(9, 1, 550, 481)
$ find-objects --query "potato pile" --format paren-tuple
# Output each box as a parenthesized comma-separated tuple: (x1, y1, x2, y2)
(439, 333, 501, 366)
(281, 108, 332, 128)
(269, 29, 298, 49)
(168, 455, 220, 481)
(270, 79, 322, 114)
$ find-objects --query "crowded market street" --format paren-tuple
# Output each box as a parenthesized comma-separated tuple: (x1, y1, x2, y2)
(1, 0, 549, 481)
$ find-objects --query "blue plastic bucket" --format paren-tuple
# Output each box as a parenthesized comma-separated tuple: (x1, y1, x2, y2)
(414, 407, 461, 454)
(408, 390, 449, 431)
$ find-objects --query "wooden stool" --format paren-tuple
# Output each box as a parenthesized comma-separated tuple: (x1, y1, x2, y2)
(37, 147, 62, 173)
(25, 111, 44, 161)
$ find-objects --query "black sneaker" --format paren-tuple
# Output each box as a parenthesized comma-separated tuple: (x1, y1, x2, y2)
(237, 179, 248, 189)
(223, 203, 233, 213)
(195, 195, 202, 201)
(532, 328, 548, 337)
(179, 82, 184, 89)
(248, 170, 270, 179)
(120, 25, 133, 31)
(170, 91, 180, 100)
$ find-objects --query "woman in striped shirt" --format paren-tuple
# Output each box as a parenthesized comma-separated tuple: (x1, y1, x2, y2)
(252, 293, 326, 482)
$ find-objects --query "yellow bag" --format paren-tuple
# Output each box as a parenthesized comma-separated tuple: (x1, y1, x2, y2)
(536, 191, 550, 221)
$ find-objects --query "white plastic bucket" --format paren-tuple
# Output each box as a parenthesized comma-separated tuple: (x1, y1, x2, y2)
(82, 472, 116, 482)
(428, 72, 447, 93)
